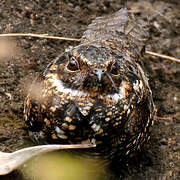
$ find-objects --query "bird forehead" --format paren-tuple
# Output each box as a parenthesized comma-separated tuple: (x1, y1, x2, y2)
(73, 44, 114, 68)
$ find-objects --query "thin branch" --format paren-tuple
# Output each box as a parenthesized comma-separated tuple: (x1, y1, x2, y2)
(146, 50, 180, 63)
(0, 33, 179, 63)
(0, 33, 81, 42)
(154, 112, 179, 121)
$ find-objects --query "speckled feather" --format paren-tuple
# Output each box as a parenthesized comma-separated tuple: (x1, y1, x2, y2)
(24, 8, 154, 161)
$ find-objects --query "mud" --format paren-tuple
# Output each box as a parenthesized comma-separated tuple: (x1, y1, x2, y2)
(0, 0, 179, 179)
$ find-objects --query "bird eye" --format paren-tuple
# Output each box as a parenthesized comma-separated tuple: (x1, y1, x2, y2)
(110, 63, 119, 75)
(66, 57, 80, 72)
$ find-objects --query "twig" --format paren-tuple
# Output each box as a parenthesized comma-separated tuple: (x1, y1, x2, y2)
(0, 33, 179, 63)
(154, 108, 179, 121)
(0, 33, 80, 42)
(154, 114, 178, 121)
(146, 50, 180, 63)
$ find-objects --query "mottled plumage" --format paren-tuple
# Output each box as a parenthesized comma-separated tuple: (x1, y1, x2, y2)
(24, 8, 154, 161)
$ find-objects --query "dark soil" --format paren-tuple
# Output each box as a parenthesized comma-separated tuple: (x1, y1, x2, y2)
(0, 0, 179, 179)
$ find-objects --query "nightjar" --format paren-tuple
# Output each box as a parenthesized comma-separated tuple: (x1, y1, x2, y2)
(24, 8, 154, 162)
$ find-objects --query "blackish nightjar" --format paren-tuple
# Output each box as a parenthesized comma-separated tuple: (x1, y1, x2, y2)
(24, 8, 154, 163)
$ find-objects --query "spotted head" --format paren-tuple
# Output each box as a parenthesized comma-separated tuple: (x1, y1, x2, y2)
(45, 43, 136, 99)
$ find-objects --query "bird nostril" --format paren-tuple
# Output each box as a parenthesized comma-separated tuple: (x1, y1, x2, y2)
(93, 69, 97, 73)
(93, 69, 104, 75)
(92, 69, 105, 81)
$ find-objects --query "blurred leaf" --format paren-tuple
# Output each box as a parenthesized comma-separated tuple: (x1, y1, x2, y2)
(22, 151, 107, 180)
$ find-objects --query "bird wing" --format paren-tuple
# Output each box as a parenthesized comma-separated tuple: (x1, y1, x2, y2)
(82, 8, 149, 54)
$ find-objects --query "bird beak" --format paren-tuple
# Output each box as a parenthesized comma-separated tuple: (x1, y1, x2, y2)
(92, 68, 104, 81)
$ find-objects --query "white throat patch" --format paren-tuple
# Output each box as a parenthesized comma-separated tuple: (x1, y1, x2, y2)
(53, 78, 125, 102)
(53, 79, 88, 97)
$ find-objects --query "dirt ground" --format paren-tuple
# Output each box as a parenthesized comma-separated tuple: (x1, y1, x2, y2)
(0, 0, 179, 179)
